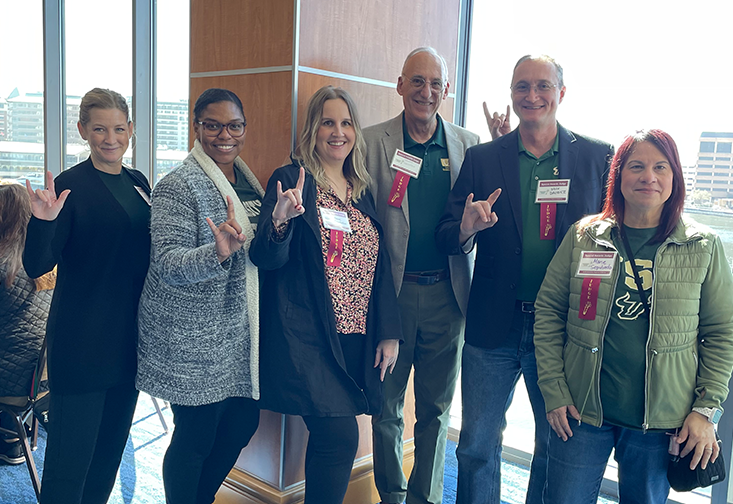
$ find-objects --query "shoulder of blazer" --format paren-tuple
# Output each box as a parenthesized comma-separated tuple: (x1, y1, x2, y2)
(124, 167, 151, 192)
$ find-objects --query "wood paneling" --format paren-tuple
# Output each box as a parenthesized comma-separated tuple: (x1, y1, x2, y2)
(190, 0, 293, 73)
(298, 0, 461, 85)
(189, 72, 293, 187)
(296, 72, 455, 135)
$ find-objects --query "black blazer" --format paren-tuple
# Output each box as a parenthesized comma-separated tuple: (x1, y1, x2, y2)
(23, 158, 151, 393)
(436, 125, 613, 348)
(250, 164, 402, 417)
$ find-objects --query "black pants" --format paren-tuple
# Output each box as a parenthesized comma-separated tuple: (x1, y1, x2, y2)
(163, 397, 260, 504)
(300, 333, 364, 504)
(40, 381, 139, 504)
(302, 415, 360, 504)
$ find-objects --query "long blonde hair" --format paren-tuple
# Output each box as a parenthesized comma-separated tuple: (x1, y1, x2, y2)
(294, 86, 371, 201)
(0, 182, 31, 288)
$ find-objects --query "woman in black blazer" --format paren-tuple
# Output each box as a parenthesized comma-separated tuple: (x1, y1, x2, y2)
(24, 88, 151, 504)
(250, 86, 402, 504)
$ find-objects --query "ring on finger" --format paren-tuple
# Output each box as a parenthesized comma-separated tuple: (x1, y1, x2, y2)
(704, 447, 714, 451)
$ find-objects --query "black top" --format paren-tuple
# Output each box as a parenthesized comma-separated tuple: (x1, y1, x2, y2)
(23, 157, 151, 394)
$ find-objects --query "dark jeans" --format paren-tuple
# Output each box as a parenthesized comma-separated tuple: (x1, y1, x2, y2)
(544, 421, 670, 504)
(40, 382, 139, 504)
(456, 304, 549, 504)
(163, 397, 260, 504)
(302, 415, 360, 504)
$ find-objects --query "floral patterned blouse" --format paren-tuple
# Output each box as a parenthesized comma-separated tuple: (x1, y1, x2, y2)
(316, 183, 379, 335)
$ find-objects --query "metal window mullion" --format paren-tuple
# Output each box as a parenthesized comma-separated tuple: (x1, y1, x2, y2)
(133, 0, 156, 182)
(454, 0, 473, 128)
(43, 0, 66, 176)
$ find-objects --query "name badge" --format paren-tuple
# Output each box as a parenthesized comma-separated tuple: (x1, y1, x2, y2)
(390, 149, 423, 178)
(134, 186, 151, 206)
(535, 179, 570, 204)
(576, 251, 618, 278)
(319, 207, 352, 233)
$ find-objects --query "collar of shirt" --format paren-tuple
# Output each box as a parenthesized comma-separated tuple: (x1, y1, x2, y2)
(317, 181, 353, 208)
(402, 113, 447, 150)
(517, 129, 560, 162)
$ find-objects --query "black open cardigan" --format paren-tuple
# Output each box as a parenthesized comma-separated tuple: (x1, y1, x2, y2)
(23, 158, 151, 394)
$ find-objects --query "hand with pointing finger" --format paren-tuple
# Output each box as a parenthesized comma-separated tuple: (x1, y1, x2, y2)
(459, 188, 501, 244)
(206, 195, 246, 263)
(484, 103, 512, 140)
(25, 170, 71, 222)
(272, 166, 306, 227)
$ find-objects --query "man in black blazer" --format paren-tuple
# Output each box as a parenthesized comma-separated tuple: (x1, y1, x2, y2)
(436, 55, 613, 504)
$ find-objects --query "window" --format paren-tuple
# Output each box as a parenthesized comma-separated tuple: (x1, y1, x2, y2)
(700, 142, 716, 153)
(64, 0, 133, 170)
(0, 2, 44, 187)
(717, 142, 732, 153)
(154, 0, 190, 184)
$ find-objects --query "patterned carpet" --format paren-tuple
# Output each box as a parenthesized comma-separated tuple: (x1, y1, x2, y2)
(0, 397, 619, 504)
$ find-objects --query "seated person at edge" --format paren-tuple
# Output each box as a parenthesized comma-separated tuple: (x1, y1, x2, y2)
(136, 88, 263, 504)
(0, 181, 54, 466)
(534, 129, 733, 504)
(250, 85, 402, 504)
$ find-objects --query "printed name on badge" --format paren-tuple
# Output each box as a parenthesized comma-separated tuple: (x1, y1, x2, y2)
(576, 251, 618, 278)
(390, 149, 423, 178)
(319, 207, 352, 233)
(134, 186, 151, 206)
(535, 179, 570, 204)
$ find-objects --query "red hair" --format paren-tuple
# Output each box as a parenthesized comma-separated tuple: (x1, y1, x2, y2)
(594, 129, 685, 242)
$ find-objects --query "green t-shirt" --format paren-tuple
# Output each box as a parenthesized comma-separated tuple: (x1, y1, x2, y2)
(516, 133, 559, 301)
(230, 166, 262, 227)
(403, 116, 450, 272)
(601, 225, 660, 429)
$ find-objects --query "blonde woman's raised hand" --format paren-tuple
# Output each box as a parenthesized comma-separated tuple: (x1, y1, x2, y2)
(25, 171, 71, 222)
(206, 195, 247, 263)
(272, 167, 306, 227)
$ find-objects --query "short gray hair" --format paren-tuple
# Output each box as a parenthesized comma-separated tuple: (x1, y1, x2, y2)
(401, 47, 449, 84)
(513, 54, 564, 88)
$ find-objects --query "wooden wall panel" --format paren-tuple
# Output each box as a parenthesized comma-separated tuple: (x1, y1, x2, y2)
(190, 0, 293, 73)
(189, 72, 293, 186)
(296, 72, 455, 135)
(298, 0, 461, 84)
(233, 410, 282, 487)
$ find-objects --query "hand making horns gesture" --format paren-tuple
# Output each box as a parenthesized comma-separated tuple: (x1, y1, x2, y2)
(459, 188, 502, 244)
(483, 103, 512, 140)
(206, 195, 247, 263)
(272, 166, 306, 227)
(25, 171, 71, 222)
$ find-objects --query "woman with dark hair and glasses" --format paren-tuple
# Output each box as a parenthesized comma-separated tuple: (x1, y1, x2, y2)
(534, 129, 733, 503)
(137, 88, 263, 504)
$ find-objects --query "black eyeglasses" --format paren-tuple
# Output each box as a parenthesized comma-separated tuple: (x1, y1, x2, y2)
(196, 120, 246, 137)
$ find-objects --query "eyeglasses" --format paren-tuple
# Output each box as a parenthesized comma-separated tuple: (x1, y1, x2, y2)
(196, 120, 246, 137)
(405, 76, 445, 92)
(510, 81, 558, 95)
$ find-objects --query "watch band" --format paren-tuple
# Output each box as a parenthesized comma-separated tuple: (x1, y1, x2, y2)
(692, 407, 723, 424)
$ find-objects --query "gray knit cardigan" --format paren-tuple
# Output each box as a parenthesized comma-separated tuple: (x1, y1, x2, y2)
(136, 142, 263, 406)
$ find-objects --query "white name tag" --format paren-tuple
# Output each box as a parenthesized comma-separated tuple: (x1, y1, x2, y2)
(576, 251, 618, 278)
(134, 186, 151, 206)
(319, 207, 352, 233)
(535, 179, 570, 203)
(390, 149, 423, 178)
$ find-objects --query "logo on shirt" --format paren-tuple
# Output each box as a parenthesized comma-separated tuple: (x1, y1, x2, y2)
(614, 259, 653, 321)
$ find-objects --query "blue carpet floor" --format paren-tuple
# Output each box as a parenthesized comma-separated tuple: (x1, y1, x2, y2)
(1, 398, 619, 503)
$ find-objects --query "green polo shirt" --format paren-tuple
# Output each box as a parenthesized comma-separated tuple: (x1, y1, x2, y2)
(403, 116, 451, 272)
(517, 133, 560, 302)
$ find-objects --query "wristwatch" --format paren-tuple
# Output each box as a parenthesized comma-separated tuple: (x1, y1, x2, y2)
(692, 407, 723, 424)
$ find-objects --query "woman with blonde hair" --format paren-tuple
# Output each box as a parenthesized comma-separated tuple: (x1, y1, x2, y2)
(250, 85, 402, 504)
(24, 88, 151, 504)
